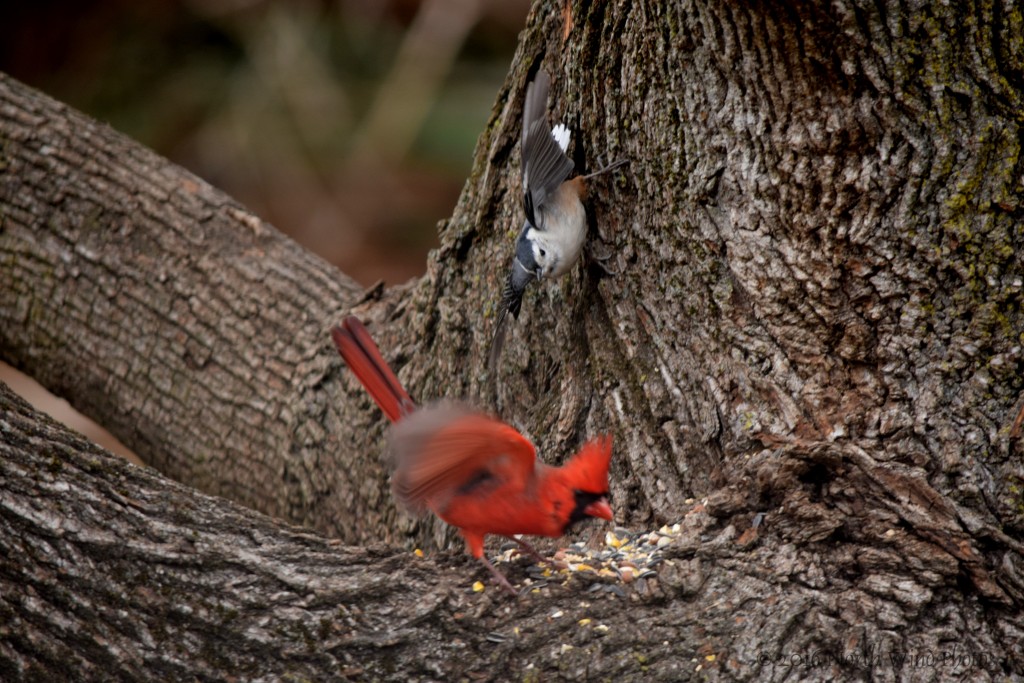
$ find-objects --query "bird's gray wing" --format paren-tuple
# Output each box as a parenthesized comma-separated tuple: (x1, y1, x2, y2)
(520, 71, 574, 228)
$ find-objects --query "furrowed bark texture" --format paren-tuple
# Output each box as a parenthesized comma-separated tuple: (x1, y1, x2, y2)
(1, 384, 1018, 681)
(2, 0, 1024, 680)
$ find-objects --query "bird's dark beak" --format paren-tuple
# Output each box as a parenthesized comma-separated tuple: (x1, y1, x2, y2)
(583, 497, 613, 521)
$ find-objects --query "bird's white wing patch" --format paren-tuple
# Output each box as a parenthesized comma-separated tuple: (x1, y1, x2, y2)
(551, 123, 571, 153)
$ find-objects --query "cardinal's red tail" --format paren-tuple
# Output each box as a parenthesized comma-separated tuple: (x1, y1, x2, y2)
(331, 316, 415, 422)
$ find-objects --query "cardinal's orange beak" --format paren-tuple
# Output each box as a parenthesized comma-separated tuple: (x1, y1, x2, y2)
(583, 498, 613, 521)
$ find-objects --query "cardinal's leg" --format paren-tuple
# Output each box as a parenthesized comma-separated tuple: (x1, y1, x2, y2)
(504, 535, 548, 564)
(464, 530, 518, 596)
(477, 555, 518, 596)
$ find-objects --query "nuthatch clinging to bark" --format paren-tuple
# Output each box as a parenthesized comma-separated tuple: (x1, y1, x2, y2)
(490, 69, 627, 370)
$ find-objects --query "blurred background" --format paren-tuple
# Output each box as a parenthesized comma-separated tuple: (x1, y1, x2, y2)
(1, 0, 530, 461)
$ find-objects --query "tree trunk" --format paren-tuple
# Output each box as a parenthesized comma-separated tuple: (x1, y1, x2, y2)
(2, 0, 1023, 680)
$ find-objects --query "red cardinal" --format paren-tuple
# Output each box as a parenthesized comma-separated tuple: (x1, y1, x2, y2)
(331, 316, 613, 594)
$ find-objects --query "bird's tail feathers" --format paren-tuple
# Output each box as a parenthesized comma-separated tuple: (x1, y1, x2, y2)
(331, 316, 415, 422)
(551, 123, 571, 153)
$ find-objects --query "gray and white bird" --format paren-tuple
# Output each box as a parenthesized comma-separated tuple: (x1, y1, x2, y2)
(489, 69, 626, 370)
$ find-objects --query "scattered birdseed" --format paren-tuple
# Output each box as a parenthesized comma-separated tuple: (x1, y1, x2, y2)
(578, 618, 592, 626)
(484, 512, 697, 595)
(605, 584, 627, 598)
(414, 548, 424, 558)
(472, 581, 485, 593)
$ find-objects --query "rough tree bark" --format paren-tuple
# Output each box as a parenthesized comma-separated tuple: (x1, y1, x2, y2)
(2, 0, 1023, 681)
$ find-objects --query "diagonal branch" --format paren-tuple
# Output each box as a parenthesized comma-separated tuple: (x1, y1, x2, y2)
(0, 70, 401, 538)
